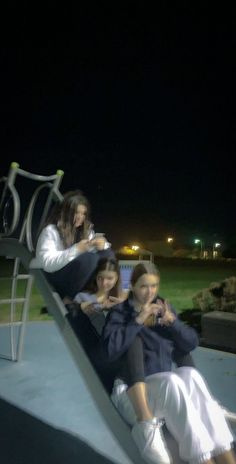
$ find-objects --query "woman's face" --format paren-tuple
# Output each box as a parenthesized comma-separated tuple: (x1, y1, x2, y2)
(74, 204, 87, 227)
(132, 273, 160, 305)
(96, 270, 118, 293)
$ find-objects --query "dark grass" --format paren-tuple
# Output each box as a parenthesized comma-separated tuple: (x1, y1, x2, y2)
(0, 257, 49, 322)
(1, 256, 236, 321)
(152, 257, 236, 312)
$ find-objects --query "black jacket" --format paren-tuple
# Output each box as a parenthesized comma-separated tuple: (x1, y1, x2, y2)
(102, 297, 199, 377)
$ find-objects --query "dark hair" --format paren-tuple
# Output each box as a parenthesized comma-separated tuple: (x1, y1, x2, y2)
(45, 190, 91, 247)
(86, 258, 121, 298)
(130, 262, 160, 327)
(131, 262, 160, 287)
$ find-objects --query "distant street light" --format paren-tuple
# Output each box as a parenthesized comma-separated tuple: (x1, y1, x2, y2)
(120, 245, 153, 261)
(119, 245, 137, 255)
(194, 238, 203, 258)
(213, 242, 221, 259)
(167, 237, 174, 243)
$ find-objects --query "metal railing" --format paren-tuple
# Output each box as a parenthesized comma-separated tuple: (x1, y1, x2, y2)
(0, 162, 64, 360)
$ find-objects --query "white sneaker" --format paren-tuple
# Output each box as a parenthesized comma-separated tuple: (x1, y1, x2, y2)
(131, 418, 172, 464)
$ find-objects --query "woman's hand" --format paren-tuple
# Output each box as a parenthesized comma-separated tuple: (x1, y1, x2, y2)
(76, 239, 90, 253)
(80, 301, 98, 315)
(135, 300, 176, 326)
(135, 302, 161, 324)
(90, 236, 106, 250)
(157, 299, 176, 326)
(102, 296, 124, 310)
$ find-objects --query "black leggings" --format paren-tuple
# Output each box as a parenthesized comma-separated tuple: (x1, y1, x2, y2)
(118, 336, 145, 387)
(45, 248, 115, 299)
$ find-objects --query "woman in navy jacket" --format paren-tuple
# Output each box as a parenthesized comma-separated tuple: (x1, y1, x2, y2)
(102, 263, 235, 464)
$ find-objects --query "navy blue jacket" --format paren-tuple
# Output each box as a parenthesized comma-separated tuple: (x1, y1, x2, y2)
(102, 297, 199, 377)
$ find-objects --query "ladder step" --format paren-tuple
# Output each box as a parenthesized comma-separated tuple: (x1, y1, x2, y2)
(0, 322, 23, 327)
(0, 275, 30, 280)
(0, 298, 26, 304)
(15, 274, 30, 280)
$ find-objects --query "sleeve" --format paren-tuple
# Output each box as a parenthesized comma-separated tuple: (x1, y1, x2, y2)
(102, 305, 144, 361)
(74, 293, 83, 304)
(35, 226, 81, 272)
(73, 292, 102, 311)
(166, 308, 199, 353)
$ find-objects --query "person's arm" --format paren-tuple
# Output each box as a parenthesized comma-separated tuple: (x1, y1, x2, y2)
(167, 318, 199, 352)
(102, 305, 144, 361)
(101, 291, 129, 310)
(160, 301, 199, 352)
(103, 301, 163, 360)
(35, 226, 84, 272)
(74, 292, 103, 313)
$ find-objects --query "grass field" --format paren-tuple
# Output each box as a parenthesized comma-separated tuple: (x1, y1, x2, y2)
(157, 258, 236, 311)
(0, 258, 50, 322)
(0, 257, 236, 322)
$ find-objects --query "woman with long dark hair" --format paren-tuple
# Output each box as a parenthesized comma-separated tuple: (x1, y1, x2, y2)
(31, 190, 114, 299)
(73, 257, 126, 334)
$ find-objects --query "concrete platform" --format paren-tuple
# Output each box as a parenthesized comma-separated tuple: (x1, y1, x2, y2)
(0, 321, 235, 463)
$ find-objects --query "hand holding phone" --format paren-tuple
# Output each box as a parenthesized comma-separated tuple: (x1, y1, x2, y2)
(88, 233, 106, 250)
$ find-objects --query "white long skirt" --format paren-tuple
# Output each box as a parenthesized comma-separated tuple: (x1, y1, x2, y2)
(111, 367, 234, 464)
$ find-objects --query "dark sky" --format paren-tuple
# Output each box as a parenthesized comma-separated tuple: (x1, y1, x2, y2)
(0, 4, 234, 250)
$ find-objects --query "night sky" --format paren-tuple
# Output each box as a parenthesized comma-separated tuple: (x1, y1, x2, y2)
(1, 5, 234, 251)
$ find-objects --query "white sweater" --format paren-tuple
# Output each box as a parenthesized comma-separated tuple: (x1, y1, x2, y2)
(30, 224, 110, 273)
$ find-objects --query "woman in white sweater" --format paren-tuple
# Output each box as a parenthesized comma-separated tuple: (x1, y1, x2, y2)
(31, 190, 114, 299)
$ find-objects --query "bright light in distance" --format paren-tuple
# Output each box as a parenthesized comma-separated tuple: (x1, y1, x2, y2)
(194, 239, 201, 244)
(131, 245, 140, 251)
(214, 243, 221, 248)
(167, 237, 173, 243)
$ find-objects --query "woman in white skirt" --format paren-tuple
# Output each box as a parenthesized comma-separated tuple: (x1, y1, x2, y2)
(102, 263, 235, 464)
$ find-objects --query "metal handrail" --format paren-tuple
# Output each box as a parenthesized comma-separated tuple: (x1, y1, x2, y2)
(0, 162, 64, 240)
(0, 162, 64, 360)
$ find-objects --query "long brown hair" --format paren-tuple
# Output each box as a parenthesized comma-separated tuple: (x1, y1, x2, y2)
(86, 258, 121, 298)
(131, 262, 160, 327)
(46, 190, 91, 247)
